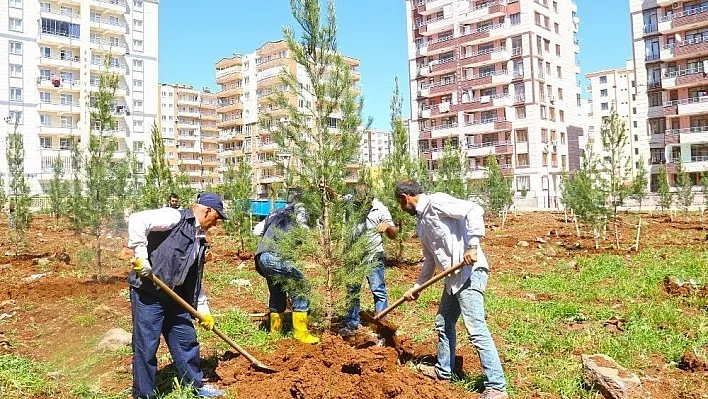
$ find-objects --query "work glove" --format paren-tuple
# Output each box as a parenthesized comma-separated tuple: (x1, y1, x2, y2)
(199, 313, 215, 331)
(131, 257, 152, 277)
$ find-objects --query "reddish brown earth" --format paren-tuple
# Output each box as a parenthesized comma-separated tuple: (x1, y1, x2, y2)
(0, 212, 706, 398)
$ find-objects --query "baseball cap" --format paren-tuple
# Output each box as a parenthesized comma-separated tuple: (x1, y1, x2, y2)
(197, 192, 228, 219)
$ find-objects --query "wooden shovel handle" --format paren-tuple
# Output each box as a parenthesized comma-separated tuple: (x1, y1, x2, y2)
(146, 274, 275, 371)
(374, 261, 467, 320)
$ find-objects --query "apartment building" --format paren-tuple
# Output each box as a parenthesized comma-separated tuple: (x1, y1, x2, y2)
(630, 0, 708, 190)
(1, 0, 159, 194)
(215, 40, 361, 198)
(158, 84, 219, 189)
(405, 0, 583, 208)
(585, 60, 644, 171)
(360, 129, 392, 166)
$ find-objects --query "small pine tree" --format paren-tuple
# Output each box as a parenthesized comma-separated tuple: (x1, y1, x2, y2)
(222, 160, 254, 254)
(561, 148, 608, 248)
(433, 138, 466, 198)
(674, 160, 694, 221)
(174, 165, 197, 207)
(657, 165, 673, 213)
(141, 122, 175, 209)
(599, 105, 632, 248)
(47, 157, 70, 227)
(6, 121, 33, 255)
(68, 139, 86, 236)
(483, 154, 514, 220)
(630, 157, 649, 213)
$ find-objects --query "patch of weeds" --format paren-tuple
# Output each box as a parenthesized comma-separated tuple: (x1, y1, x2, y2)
(72, 383, 129, 399)
(213, 309, 276, 352)
(75, 314, 97, 327)
(452, 372, 485, 393)
(0, 354, 56, 396)
(157, 377, 200, 399)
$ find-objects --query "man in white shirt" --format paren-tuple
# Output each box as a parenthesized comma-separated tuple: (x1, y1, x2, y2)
(396, 180, 508, 399)
(127, 192, 227, 399)
(339, 183, 398, 336)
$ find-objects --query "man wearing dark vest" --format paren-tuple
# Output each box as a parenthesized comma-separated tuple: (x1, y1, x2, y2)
(127, 192, 227, 399)
(252, 199, 319, 344)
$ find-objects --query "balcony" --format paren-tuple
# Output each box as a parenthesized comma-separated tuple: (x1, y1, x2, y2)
(678, 96, 708, 115)
(458, 1, 506, 24)
(418, 108, 431, 119)
(459, 24, 506, 46)
(648, 105, 665, 118)
(37, 100, 81, 114)
(492, 69, 512, 85)
(260, 176, 284, 184)
(662, 67, 707, 89)
(427, 34, 457, 54)
(40, 8, 81, 22)
(424, 123, 459, 139)
(660, 44, 675, 61)
(90, 16, 127, 34)
(462, 118, 508, 135)
(91, 0, 127, 12)
(177, 109, 201, 119)
(217, 85, 243, 98)
(424, 15, 454, 36)
(39, 124, 80, 135)
(429, 57, 457, 75)
(217, 102, 243, 113)
(429, 79, 457, 96)
(216, 68, 243, 85)
(675, 36, 708, 58)
(39, 31, 80, 46)
(259, 160, 278, 168)
(37, 77, 82, 91)
(459, 47, 509, 68)
(217, 118, 242, 129)
(666, 126, 708, 145)
(89, 80, 128, 97)
(90, 60, 127, 74)
(460, 70, 508, 90)
(39, 53, 81, 69)
(430, 102, 460, 117)
(89, 37, 128, 55)
(465, 140, 512, 157)
(661, 5, 708, 33)
(417, 87, 431, 98)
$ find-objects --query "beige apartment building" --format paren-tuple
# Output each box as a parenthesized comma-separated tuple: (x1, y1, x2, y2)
(405, 0, 583, 208)
(585, 60, 644, 173)
(1, 0, 159, 194)
(630, 0, 708, 190)
(215, 40, 361, 198)
(158, 84, 220, 189)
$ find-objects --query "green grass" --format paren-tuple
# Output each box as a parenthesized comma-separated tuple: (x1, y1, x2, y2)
(211, 309, 277, 352)
(0, 354, 56, 397)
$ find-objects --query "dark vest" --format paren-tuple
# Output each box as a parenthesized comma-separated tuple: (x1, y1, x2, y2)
(127, 209, 207, 308)
(255, 204, 300, 256)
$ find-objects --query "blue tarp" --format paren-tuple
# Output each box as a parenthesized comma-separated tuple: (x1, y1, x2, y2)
(249, 199, 287, 217)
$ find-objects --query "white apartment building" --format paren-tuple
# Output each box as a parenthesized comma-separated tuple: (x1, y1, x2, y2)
(405, 0, 583, 208)
(158, 84, 219, 189)
(360, 129, 391, 166)
(1, 0, 159, 194)
(629, 0, 708, 190)
(585, 60, 645, 173)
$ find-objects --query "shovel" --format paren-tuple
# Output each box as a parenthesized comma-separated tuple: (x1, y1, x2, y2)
(360, 261, 467, 349)
(146, 273, 278, 373)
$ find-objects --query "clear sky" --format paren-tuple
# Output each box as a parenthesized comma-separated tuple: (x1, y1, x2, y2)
(159, 0, 632, 129)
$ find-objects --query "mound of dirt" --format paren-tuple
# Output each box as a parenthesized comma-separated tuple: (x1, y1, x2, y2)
(678, 350, 708, 372)
(663, 276, 708, 297)
(216, 335, 474, 399)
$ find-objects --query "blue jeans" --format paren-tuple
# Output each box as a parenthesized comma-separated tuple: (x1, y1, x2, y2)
(434, 268, 506, 391)
(344, 254, 389, 329)
(130, 288, 203, 399)
(255, 252, 310, 313)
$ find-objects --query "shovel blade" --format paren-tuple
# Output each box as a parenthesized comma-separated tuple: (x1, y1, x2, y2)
(359, 310, 401, 350)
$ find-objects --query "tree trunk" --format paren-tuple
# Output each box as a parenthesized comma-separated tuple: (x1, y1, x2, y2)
(593, 228, 599, 249)
(574, 216, 580, 238)
(501, 206, 508, 229)
(96, 232, 102, 283)
(634, 216, 642, 252)
(564, 209, 568, 224)
(321, 188, 333, 330)
(614, 216, 620, 250)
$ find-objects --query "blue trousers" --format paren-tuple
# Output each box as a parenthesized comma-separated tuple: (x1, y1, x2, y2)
(130, 288, 203, 399)
(343, 254, 389, 329)
(255, 252, 310, 313)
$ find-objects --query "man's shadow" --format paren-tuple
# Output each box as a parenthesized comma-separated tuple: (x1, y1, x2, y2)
(154, 354, 221, 396)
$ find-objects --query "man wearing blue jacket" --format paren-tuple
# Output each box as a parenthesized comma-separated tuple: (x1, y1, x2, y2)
(127, 193, 227, 399)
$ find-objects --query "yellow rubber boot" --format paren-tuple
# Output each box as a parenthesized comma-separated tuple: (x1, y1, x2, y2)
(269, 312, 283, 334)
(292, 311, 320, 344)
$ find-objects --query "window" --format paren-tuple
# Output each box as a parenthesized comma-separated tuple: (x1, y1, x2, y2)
(9, 41, 22, 54)
(558, 88, 563, 100)
(40, 114, 51, 126)
(9, 0, 22, 8)
(134, 19, 143, 29)
(40, 137, 51, 149)
(600, 89, 608, 97)
(134, 120, 144, 128)
(555, 44, 561, 56)
(9, 88, 22, 101)
(599, 75, 607, 83)
(9, 111, 22, 124)
(633, 107, 637, 115)
(60, 94, 73, 105)
(133, 141, 144, 152)
(553, 1, 557, 13)
(40, 92, 51, 103)
(554, 23, 559, 34)
(515, 106, 526, 119)
(134, 0, 143, 8)
(133, 39, 143, 51)
(40, 1, 50, 11)
(509, 13, 521, 25)
(9, 18, 22, 32)
(60, 138, 72, 150)
(9, 64, 22, 78)
(134, 79, 143, 89)
(601, 102, 609, 110)
(133, 100, 143, 109)
(516, 176, 530, 190)
(515, 129, 528, 142)
(559, 110, 564, 122)
(556, 66, 562, 78)
(634, 121, 638, 128)
(60, 115, 73, 127)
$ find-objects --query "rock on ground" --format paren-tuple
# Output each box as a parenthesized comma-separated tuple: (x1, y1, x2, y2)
(582, 354, 641, 399)
(98, 328, 131, 351)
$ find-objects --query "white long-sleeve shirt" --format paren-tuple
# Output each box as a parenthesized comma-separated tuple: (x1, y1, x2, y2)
(127, 207, 211, 314)
(414, 193, 488, 295)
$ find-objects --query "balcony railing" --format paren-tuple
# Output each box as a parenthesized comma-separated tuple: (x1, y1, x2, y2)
(93, 0, 127, 7)
(663, 66, 705, 78)
(660, 5, 708, 22)
(679, 35, 708, 48)
(665, 126, 708, 135)
(462, 46, 507, 60)
(41, 8, 81, 18)
(663, 96, 708, 107)
(465, 117, 505, 126)
(467, 140, 511, 149)
(464, 69, 509, 81)
(90, 16, 126, 27)
(691, 155, 708, 162)
(415, 15, 447, 28)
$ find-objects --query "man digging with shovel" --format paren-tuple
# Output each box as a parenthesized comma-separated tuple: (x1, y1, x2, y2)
(395, 180, 509, 399)
(127, 193, 227, 399)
